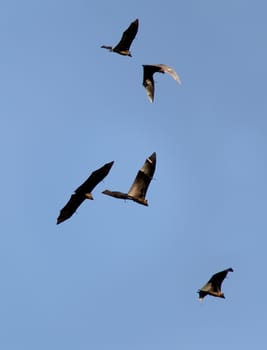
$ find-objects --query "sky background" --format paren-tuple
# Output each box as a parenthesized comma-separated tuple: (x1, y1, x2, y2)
(1, 0, 267, 349)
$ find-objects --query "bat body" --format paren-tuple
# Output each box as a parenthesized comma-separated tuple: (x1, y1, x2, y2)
(198, 268, 234, 301)
(101, 19, 138, 57)
(142, 64, 181, 102)
(57, 161, 114, 224)
(102, 152, 156, 206)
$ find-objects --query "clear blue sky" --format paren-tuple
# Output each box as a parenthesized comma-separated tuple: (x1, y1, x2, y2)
(1, 1, 267, 349)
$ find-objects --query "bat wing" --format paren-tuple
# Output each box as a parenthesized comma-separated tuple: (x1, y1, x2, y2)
(198, 280, 214, 301)
(152, 64, 181, 84)
(57, 194, 85, 224)
(143, 78, 154, 103)
(127, 152, 156, 205)
(208, 268, 233, 290)
(57, 161, 114, 224)
(199, 281, 214, 294)
(75, 161, 114, 196)
(143, 65, 156, 103)
(114, 19, 139, 52)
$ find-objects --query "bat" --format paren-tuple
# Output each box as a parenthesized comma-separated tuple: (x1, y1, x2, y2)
(102, 152, 156, 206)
(198, 268, 234, 301)
(101, 19, 139, 57)
(142, 64, 181, 102)
(57, 161, 114, 224)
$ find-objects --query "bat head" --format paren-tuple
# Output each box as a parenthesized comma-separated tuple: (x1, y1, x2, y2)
(85, 193, 94, 200)
(197, 290, 206, 301)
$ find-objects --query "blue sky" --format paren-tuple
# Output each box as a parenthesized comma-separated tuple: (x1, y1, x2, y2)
(1, 0, 267, 349)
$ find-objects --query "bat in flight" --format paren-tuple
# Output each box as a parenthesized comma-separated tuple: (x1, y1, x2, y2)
(102, 152, 156, 206)
(57, 161, 114, 224)
(198, 268, 234, 301)
(142, 64, 181, 102)
(101, 19, 139, 57)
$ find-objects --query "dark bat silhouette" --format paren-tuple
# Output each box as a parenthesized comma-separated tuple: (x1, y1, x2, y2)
(142, 64, 181, 102)
(57, 161, 114, 224)
(198, 268, 234, 301)
(101, 19, 139, 57)
(102, 152, 156, 206)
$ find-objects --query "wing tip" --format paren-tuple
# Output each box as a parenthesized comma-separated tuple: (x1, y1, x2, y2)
(149, 152, 156, 159)
(105, 160, 115, 171)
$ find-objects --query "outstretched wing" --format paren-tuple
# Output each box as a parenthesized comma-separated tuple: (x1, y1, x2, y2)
(208, 268, 233, 290)
(57, 194, 85, 224)
(127, 152, 156, 205)
(143, 78, 154, 103)
(114, 19, 139, 52)
(75, 161, 114, 195)
(154, 64, 181, 84)
(143, 65, 156, 103)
